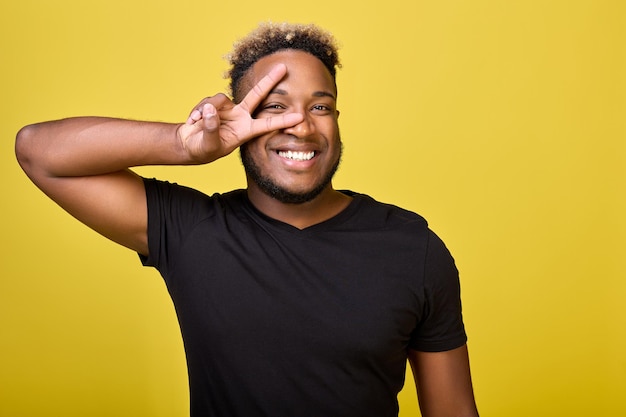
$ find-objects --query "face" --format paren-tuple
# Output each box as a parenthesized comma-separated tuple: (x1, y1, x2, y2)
(239, 50, 342, 204)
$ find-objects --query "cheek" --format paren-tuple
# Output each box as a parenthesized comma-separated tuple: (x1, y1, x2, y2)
(242, 137, 269, 159)
(317, 118, 338, 138)
(328, 124, 341, 145)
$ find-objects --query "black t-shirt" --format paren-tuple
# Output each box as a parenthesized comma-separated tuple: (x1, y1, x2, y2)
(141, 178, 467, 417)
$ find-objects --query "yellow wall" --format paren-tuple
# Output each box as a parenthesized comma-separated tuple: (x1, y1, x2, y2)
(1, 1, 624, 416)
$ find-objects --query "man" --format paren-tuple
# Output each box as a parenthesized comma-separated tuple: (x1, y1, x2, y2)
(16, 22, 478, 417)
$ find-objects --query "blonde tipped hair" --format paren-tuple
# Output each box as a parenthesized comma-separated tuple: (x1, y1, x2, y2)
(226, 22, 341, 100)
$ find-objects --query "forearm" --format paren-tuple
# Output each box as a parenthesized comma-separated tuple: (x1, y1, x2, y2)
(15, 117, 189, 178)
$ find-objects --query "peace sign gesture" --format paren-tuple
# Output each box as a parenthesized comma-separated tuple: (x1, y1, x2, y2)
(178, 64, 302, 164)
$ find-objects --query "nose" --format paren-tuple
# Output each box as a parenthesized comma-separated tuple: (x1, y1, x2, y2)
(283, 111, 314, 138)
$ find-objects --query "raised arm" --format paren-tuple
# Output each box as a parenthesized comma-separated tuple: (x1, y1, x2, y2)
(16, 118, 178, 256)
(15, 64, 302, 256)
(408, 345, 479, 417)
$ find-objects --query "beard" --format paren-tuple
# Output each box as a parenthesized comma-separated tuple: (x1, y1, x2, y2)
(240, 142, 342, 205)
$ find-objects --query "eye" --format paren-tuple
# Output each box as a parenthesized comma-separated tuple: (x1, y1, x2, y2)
(256, 103, 286, 116)
(311, 104, 334, 114)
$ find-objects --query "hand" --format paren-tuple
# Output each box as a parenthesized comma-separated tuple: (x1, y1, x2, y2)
(177, 64, 303, 163)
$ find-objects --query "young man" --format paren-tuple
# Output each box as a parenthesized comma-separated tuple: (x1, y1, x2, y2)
(16, 22, 478, 417)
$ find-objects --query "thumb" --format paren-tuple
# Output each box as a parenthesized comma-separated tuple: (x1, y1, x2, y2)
(201, 103, 219, 132)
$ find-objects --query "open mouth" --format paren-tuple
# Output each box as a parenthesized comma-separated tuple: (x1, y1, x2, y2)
(277, 150, 316, 161)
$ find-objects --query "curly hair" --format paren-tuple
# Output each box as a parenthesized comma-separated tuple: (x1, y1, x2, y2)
(226, 22, 341, 101)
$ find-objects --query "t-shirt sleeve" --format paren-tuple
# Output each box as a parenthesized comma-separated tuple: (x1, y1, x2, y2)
(409, 230, 468, 352)
(138, 177, 212, 277)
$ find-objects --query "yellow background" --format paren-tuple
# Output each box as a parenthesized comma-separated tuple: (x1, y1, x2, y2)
(1, 1, 624, 416)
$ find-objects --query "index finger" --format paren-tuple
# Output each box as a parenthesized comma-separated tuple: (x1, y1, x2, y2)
(236, 64, 287, 115)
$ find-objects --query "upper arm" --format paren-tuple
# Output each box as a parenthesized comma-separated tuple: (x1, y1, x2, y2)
(16, 122, 150, 255)
(408, 345, 479, 417)
(20, 162, 149, 255)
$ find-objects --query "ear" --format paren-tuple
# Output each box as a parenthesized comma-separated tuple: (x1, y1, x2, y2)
(336, 110, 340, 119)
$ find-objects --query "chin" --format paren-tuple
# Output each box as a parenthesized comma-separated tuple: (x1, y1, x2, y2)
(260, 181, 328, 205)
(241, 145, 341, 205)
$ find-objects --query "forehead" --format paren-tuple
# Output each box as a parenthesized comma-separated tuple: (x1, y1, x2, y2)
(244, 49, 336, 97)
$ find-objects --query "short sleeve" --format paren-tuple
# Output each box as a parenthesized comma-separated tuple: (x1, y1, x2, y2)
(138, 178, 214, 277)
(409, 230, 467, 352)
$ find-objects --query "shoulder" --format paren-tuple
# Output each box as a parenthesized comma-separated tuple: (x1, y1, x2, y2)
(143, 177, 246, 206)
(342, 190, 428, 230)
(142, 178, 250, 226)
(143, 177, 209, 201)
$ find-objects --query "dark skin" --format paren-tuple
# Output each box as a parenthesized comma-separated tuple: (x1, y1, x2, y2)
(410, 345, 479, 416)
(238, 50, 351, 228)
(16, 51, 478, 416)
(15, 64, 300, 255)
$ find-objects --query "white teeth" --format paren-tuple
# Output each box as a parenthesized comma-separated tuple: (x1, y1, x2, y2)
(278, 150, 315, 161)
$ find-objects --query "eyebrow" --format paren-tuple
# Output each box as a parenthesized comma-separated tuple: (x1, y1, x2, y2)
(269, 88, 336, 101)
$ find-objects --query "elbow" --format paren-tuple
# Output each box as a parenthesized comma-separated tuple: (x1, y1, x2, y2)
(15, 124, 38, 174)
(15, 123, 53, 181)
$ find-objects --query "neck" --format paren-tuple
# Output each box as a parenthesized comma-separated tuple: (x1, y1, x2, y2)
(246, 185, 352, 229)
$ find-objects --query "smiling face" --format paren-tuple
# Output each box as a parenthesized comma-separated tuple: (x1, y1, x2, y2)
(239, 49, 342, 204)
